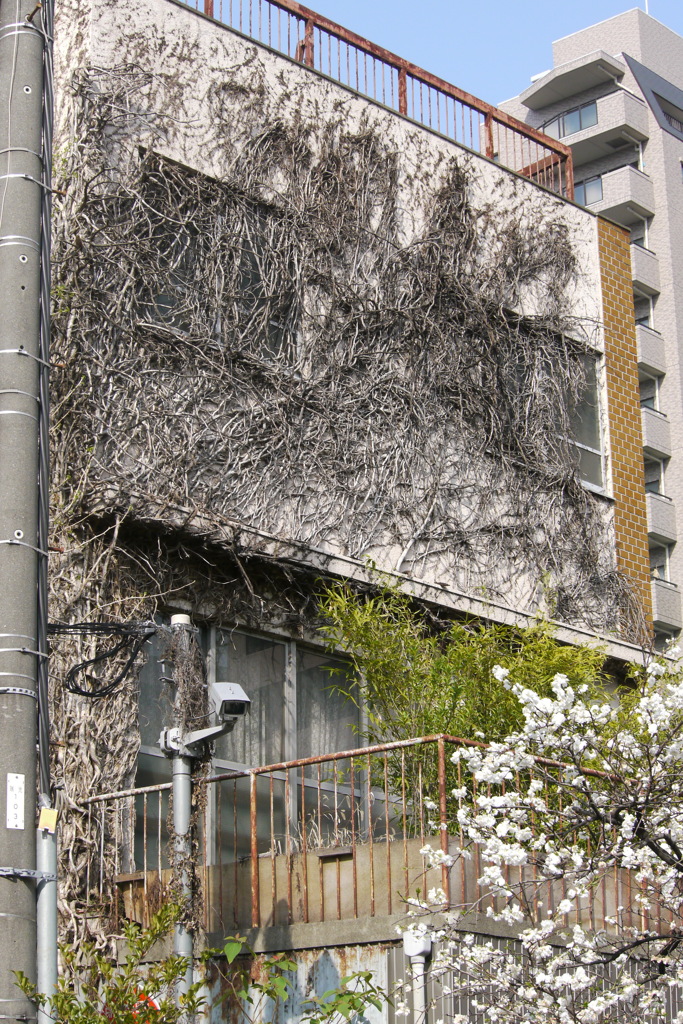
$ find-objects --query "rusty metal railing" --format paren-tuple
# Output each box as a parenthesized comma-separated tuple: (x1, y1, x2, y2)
(175, 0, 573, 198)
(82, 734, 659, 938)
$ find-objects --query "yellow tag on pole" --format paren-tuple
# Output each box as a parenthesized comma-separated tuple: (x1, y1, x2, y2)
(38, 807, 58, 833)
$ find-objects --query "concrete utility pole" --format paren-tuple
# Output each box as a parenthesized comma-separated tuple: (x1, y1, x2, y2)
(0, 0, 48, 1014)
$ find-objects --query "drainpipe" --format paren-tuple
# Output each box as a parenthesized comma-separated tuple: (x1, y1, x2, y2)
(403, 931, 432, 1024)
(169, 614, 195, 1002)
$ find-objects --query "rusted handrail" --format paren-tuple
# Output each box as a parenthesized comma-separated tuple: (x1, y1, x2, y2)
(176, 0, 573, 198)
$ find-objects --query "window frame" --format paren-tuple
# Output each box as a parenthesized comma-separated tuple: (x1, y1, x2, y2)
(138, 624, 363, 774)
(569, 350, 606, 495)
(543, 100, 598, 140)
(574, 175, 603, 207)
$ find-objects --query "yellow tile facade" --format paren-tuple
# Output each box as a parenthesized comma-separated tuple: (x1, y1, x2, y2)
(598, 216, 652, 636)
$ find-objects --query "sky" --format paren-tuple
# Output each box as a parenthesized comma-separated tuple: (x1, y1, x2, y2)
(303, 1, 683, 107)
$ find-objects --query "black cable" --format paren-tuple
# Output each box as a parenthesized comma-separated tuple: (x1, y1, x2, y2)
(48, 622, 158, 698)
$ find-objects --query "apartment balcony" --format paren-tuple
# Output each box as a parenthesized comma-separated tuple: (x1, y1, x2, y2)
(637, 325, 666, 376)
(631, 244, 660, 295)
(519, 50, 627, 110)
(84, 736, 662, 942)
(652, 578, 683, 631)
(647, 491, 678, 544)
(569, 90, 649, 168)
(641, 407, 671, 458)
(590, 165, 655, 225)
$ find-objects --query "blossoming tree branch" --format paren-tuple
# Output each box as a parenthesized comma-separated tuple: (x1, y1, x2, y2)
(412, 654, 683, 1024)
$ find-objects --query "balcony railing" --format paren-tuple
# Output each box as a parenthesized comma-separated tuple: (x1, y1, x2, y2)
(84, 734, 663, 939)
(175, 0, 573, 197)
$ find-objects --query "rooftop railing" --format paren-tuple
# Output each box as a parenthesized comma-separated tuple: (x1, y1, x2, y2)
(175, 0, 573, 199)
(84, 734, 658, 939)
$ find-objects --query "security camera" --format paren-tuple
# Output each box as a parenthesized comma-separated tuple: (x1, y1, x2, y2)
(159, 682, 251, 758)
(210, 682, 251, 722)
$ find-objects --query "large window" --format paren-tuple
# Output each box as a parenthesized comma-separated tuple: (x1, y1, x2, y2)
(544, 101, 598, 140)
(137, 626, 359, 777)
(136, 155, 297, 363)
(574, 175, 603, 206)
(570, 355, 604, 490)
(134, 625, 360, 870)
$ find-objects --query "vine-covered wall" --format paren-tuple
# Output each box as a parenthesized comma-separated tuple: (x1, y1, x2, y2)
(47, 0, 648, 946)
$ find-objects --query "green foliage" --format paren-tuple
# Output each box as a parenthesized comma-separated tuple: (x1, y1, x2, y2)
(15, 904, 204, 1024)
(217, 937, 387, 1024)
(320, 582, 607, 746)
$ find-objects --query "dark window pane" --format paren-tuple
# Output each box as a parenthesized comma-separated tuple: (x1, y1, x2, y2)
(577, 447, 603, 488)
(580, 102, 598, 129)
(138, 632, 172, 748)
(544, 117, 560, 140)
(563, 108, 582, 136)
(571, 358, 600, 451)
(574, 182, 586, 205)
(583, 177, 603, 204)
(296, 651, 359, 760)
(214, 631, 287, 767)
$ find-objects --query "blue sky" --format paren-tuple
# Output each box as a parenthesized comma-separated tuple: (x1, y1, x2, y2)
(304, 1, 683, 106)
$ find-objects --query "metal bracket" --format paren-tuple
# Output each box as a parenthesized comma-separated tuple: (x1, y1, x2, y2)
(0, 688, 37, 700)
(0, 867, 56, 882)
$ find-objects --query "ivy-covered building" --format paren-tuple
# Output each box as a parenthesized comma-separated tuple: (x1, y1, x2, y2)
(48, 0, 653, 1013)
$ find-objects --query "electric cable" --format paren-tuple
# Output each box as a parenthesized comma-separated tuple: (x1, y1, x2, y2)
(48, 622, 158, 698)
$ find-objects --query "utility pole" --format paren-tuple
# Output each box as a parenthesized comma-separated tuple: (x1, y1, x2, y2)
(0, 0, 49, 1014)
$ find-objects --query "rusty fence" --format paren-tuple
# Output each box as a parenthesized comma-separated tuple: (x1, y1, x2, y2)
(82, 734, 663, 938)
(175, 0, 573, 198)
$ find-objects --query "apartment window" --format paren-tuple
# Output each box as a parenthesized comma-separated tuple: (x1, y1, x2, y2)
(630, 220, 649, 249)
(654, 94, 683, 136)
(644, 456, 668, 496)
(544, 101, 598, 140)
(639, 371, 661, 411)
(574, 175, 603, 206)
(570, 354, 603, 490)
(634, 292, 654, 329)
(650, 543, 672, 582)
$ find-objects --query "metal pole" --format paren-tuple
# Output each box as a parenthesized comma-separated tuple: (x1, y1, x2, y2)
(35, 827, 57, 1022)
(170, 614, 194, 1001)
(0, 0, 46, 1013)
(172, 752, 194, 998)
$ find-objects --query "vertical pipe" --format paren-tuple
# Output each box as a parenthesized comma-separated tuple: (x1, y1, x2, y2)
(172, 753, 194, 999)
(169, 614, 194, 1001)
(35, 826, 57, 1024)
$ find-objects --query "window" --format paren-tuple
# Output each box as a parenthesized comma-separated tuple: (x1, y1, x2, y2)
(639, 371, 661, 411)
(138, 626, 359, 776)
(654, 94, 683, 135)
(134, 625, 361, 869)
(570, 354, 604, 490)
(634, 292, 654, 329)
(650, 543, 672, 582)
(630, 220, 649, 249)
(574, 175, 603, 206)
(136, 154, 298, 363)
(544, 101, 598, 140)
(644, 456, 667, 496)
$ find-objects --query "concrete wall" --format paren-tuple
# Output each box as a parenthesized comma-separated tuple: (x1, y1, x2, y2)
(49, 0, 632, 632)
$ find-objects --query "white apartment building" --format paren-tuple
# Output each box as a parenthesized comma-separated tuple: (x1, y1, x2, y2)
(502, 9, 683, 646)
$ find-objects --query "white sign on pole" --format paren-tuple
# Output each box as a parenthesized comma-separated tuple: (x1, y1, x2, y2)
(7, 773, 25, 830)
